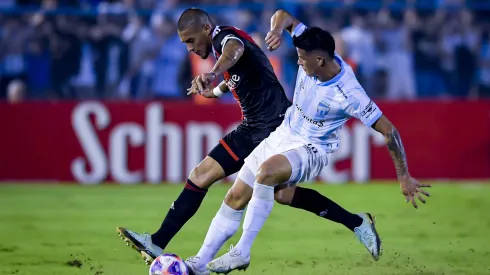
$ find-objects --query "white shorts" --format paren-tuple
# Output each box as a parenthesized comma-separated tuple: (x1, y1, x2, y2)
(238, 125, 329, 187)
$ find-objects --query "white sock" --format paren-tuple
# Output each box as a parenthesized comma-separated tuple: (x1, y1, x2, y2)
(235, 183, 275, 258)
(195, 202, 243, 268)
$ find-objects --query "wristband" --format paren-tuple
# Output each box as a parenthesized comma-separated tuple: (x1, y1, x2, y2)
(213, 86, 224, 97)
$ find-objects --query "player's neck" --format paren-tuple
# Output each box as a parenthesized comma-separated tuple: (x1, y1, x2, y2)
(316, 61, 341, 83)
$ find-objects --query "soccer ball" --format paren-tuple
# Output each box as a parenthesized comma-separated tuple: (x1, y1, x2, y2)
(149, 254, 189, 275)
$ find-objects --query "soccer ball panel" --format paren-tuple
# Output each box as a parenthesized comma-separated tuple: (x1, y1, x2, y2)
(149, 254, 189, 275)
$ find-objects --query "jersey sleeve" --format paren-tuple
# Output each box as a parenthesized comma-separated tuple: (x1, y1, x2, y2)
(291, 22, 307, 37)
(343, 89, 383, 127)
(212, 28, 244, 55)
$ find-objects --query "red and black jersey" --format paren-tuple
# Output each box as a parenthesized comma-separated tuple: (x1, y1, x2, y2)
(211, 25, 291, 128)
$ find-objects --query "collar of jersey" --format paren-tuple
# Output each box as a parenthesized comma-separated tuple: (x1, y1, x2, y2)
(315, 55, 345, 87)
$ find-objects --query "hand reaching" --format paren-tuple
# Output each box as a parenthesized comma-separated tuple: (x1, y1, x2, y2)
(187, 73, 217, 97)
(265, 29, 283, 51)
(399, 176, 431, 209)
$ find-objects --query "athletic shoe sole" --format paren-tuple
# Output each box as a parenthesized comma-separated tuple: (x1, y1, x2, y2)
(116, 226, 156, 265)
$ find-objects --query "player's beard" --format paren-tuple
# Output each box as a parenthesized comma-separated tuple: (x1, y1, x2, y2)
(199, 43, 212, 59)
(200, 51, 210, 59)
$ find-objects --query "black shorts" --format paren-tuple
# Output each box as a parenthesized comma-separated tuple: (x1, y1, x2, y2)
(208, 124, 278, 176)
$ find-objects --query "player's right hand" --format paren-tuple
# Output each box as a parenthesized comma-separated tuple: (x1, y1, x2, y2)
(399, 176, 431, 209)
(265, 29, 283, 51)
(187, 73, 217, 98)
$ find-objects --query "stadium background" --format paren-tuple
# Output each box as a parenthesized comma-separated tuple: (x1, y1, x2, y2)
(1, 0, 490, 274)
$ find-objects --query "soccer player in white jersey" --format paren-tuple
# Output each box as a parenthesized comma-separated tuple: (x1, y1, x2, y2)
(184, 10, 432, 275)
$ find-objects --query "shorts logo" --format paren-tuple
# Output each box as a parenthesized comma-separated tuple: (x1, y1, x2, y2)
(304, 143, 318, 154)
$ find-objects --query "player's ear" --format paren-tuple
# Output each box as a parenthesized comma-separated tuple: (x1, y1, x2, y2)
(317, 56, 325, 67)
(204, 24, 212, 35)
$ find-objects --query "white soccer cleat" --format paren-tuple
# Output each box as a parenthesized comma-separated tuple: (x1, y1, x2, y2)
(354, 213, 382, 261)
(206, 245, 250, 274)
(185, 256, 210, 275)
(116, 227, 163, 265)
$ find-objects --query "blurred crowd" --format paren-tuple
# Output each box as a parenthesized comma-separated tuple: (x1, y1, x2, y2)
(1, 0, 490, 103)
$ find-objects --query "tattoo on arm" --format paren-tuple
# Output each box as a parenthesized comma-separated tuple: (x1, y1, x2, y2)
(210, 40, 244, 76)
(385, 128, 409, 178)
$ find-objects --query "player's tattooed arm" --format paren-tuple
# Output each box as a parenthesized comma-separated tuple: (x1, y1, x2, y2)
(209, 39, 244, 76)
(267, 10, 301, 51)
(372, 115, 431, 208)
(372, 115, 408, 178)
(189, 41, 242, 96)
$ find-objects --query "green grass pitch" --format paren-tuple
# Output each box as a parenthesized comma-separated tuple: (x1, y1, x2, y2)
(1, 182, 490, 275)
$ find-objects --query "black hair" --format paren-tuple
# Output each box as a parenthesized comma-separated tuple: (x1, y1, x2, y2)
(293, 27, 335, 59)
(177, 8, 213, 31)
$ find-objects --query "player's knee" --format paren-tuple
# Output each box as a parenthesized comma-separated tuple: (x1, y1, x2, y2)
(189, 167, 214, 189)
(274, 184, 296, 205)
(256, 155, 292, 185)
(189, 160, 224, 189)
(257, 163, 290, 186)
(224, 187, 249, 210)
(256, 164, 278, 185)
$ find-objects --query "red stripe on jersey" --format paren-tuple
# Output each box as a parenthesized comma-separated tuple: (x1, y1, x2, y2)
(222, 26, 257, 46)
(214, 51, 244, 120)
(223, 71, 244, 120)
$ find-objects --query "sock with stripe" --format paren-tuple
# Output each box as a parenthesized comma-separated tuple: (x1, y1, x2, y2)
(152, 179, 208, 249)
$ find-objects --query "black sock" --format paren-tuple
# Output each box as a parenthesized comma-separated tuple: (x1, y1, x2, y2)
(290, 186, 362, 231)
(151, 179, 208, 249)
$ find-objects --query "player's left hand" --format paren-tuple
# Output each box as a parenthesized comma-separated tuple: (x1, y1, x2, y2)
(399, 176, 431, 209)
(187, 73, 217, 95)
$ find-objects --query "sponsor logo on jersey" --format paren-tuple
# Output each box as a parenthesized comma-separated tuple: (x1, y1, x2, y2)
(361, 100, 376, 119)
(226, 74, 241, 90)
(295, 103, 326, 127)
(212, 26, 221, 39)
(317, 101, 330, 116)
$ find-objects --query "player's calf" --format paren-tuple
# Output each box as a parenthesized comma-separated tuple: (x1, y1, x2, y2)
(230, 157, 293, 260)
(151, 157, 226, 250)
(273, 184, 296, 205)
(188, 178, 251, 272)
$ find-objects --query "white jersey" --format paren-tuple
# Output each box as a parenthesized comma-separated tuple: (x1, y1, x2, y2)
(282, 23, 383, 152)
